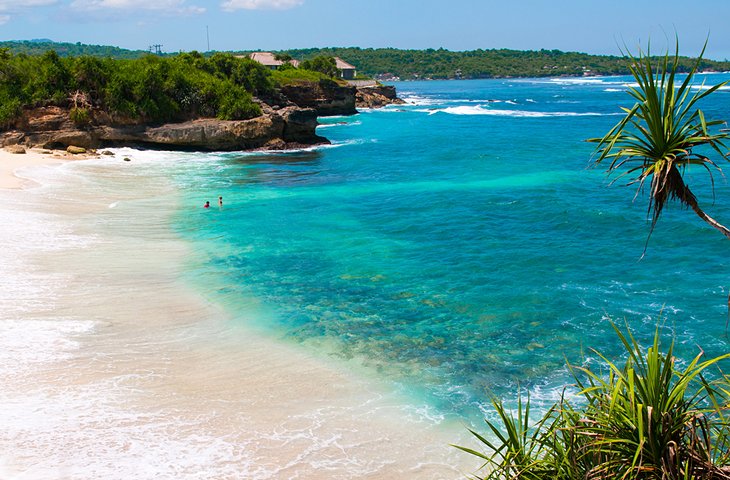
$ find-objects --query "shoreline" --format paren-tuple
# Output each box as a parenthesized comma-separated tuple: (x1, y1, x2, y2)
(0, 147, 100, 190)
(0, 149, 478, 478)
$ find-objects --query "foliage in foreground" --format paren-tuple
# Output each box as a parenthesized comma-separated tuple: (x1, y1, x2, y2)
(457, 323, 730, 479)
(590, 41, 730, 244)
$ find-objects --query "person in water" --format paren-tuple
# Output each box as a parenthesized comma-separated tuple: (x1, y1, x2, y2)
(218, 196, 223, 208)
(204, 201, 210, 209)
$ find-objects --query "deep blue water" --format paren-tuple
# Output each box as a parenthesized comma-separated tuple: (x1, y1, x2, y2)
(172, 75, 730, 420)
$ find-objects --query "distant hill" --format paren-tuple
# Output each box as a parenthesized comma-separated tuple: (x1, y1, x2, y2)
(0, 40, 150, 59)
(283, 47, 730, 80)
(3, 40, 729, 80)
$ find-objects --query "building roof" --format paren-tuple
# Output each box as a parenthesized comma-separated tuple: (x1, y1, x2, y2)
(248, 52, 299, 68)
(334, 57, 356, 70)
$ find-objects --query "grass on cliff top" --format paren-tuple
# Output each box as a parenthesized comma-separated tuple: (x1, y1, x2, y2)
(271, 68, 338, 86)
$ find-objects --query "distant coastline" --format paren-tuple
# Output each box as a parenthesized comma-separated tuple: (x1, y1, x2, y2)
(4, 40, 729, 81)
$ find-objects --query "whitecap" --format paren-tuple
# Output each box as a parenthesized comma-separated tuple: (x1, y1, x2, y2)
(421, 105, 619, 117)
(235, 139, 364, 155)
(317, 121, 362, 129)
(690, 84, 730, 91)
(400, 95, 441, 106)
(545, 77, 624, 86)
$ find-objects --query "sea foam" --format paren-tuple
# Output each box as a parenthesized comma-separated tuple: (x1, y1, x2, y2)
(421, 105, 613, 117)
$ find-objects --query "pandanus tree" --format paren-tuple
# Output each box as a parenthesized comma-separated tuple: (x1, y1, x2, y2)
(590, 41, 730, 246)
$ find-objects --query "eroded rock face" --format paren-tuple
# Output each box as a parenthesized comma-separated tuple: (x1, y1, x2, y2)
(0, 82, 403, 150)
(355, 85, 406, 109)
(0, 106, 328, 151)
(280, 106, 326, 143)
(280, 82, 358, 116)
(98, 115, 284, 150)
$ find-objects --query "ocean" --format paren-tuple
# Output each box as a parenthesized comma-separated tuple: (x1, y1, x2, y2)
(3, 75, 730, 478)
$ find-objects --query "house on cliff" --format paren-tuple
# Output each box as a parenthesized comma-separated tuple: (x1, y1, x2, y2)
(246, 52, 300, 70)
(334, 57, 356, 80)
(247, 52, 357, 80)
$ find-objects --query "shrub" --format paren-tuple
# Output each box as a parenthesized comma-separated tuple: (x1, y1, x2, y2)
(0, 51, 268, 127)
(300, 55, 338, 77)
(0, 96, 21, 126)
(216, 85, 260, 120)
(69, 106, 90, 126)
(457, 323, 730, 480)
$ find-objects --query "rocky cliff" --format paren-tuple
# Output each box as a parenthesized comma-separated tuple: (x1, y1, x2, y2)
(355, 85, 406, 109)
(0, 81, 404, 151)
(280, 81, 358, 116)
(0, 105, 327, 151)
(280, 82, 404, 116)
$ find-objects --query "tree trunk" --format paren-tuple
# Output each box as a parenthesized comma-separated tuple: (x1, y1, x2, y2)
(686, 195, 730, 240)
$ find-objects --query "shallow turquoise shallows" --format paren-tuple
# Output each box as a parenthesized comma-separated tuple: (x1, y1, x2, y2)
(170, 76, 730, 421)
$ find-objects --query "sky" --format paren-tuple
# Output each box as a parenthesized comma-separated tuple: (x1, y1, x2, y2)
(1, 0, 730, 60)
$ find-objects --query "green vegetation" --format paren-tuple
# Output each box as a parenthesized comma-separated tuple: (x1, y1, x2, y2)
(457, 323, 730, 479)
(0, 50, 284, 126)
(590, 42, 730, 243)
(299, 55, 339, 78)
(0, 44, 360, 128)
(0, 39, 149, 59)
(284, 47, 730, 80)
(270, 67, 331, 86)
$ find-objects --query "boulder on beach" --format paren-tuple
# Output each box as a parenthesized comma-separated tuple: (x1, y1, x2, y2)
(66, 145, 87, 154)
(4, 145, 26, 154)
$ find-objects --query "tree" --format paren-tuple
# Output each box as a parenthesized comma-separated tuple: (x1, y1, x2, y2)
(300, 56, 338, 78)
(273, 52, 293, 62)
(590, 41, 730, 245)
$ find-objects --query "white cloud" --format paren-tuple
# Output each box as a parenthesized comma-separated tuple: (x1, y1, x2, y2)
(0, 0, 56, 23)
(70, 0, 205, 15)
(0, 0, 57, 12)
(221, 0, 303, 11)
(0, 0, 56, 8)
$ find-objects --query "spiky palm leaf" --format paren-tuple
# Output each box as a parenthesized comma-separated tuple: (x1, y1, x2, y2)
(590, 40, 730, 243)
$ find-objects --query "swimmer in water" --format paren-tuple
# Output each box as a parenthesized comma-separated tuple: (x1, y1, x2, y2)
(204, 201, 210, 208)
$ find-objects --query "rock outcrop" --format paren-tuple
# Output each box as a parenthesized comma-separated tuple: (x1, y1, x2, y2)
(280, 82, 405, 116)
(0, 105, 328, 151)
(355, 85, 406, 109)
(280, 81, 357, 116)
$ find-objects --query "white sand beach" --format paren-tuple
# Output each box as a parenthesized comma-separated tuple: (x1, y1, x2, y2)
(0, 149, 478, 479)
(0, 147, 99, 190)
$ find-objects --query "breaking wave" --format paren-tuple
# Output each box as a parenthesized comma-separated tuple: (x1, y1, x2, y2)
(420, 105, 617, 117)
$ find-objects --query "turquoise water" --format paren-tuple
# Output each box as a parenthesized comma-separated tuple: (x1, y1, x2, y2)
(170, 76, 730, 421)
